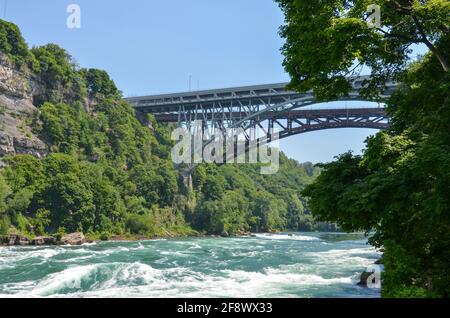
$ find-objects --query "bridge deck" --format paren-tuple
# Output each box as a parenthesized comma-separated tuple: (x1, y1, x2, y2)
(125, 76, 394, 113)
(126, 82, 295, 112)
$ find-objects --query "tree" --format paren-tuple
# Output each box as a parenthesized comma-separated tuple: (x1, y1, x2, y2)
(130, 160, 178, 208)
(286, 192, 311, 231)
(2, 155, 44, 192)
(125, 213, 155, 235)
(0, 216, 10, 235)
(276, 0, 449, 99)
(278, 0, 450, 297)
(31, 44, 87, 104)
(0, 174, 10, 214)
(0, 19, 37, 69)
(80, 68, 121, 99)
(193, 190, 249, 235)
(0, 174, 11, 235)
(251, 192, 287, 232)
(202, 170, 227, 201)
(39, 102, 84, 153)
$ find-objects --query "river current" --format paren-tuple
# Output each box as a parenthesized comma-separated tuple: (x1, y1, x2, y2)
(0, 232, 381, 298)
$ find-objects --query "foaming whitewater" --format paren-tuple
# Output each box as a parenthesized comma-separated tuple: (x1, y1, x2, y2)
(254, 233, 320, 241)
(0, 233, 381, 298)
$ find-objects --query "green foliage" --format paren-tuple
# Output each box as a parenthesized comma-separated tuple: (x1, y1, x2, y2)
(276, 0, 449, 99)
(189, 154, 321, 235)
(201, 168, 227, 201)
(193, 190, 249, 235)
(251, 191, 287, 232)
(7, 188, 34, 216)
(130, 160, 179, 207)
(286, 192, 312, 231)
(31, 44, 87, 104)
(2, 155, 43, 192)
(39, 102, 84, 153)
(80, 68, 121, 99)
(0, 216, 10, 235)
(0, 92, 185, 238)
(0, 174, 10, 214)
(14, 213, 31, 234)
(32, 209, 51, 236)
(99, 232, 111, 241)
(0, 20, 325, 244)
(283, 0, 450, 297)
(125, 213, 155, 235)
(303, 53, 450, 297)
(0, 19, 37, 70)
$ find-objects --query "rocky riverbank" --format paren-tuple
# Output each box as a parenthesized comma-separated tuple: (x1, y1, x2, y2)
(0, 232, 89, 246)
(0, 230, 261, 247)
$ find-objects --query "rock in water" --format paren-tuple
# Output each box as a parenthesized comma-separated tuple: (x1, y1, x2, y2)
(358, 271, 376, 287)
(60, 232, 85, 245)
(32, 236, 57, 246)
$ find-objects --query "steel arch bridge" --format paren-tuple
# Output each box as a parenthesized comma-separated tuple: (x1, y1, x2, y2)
(126, 75, 396, 143)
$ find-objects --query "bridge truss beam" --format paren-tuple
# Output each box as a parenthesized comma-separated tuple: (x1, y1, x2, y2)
(126, 77, 394, 147)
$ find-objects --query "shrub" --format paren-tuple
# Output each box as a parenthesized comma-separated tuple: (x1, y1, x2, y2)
(125, 214, 155, 235)
(0, 216, 10, 235)
(100, 232, 110, 241)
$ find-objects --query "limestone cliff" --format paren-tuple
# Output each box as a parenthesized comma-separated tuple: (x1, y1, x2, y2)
(0, 53, 48, 166)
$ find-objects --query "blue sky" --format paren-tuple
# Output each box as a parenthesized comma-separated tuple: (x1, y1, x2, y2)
(3, 0, 381, 163)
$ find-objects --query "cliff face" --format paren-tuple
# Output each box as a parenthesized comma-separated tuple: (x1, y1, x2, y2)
(0, 53, 48, 166)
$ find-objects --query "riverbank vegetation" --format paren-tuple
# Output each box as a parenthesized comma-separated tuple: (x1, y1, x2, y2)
(0, 19, 325, 241)
(277, 0, 449, 297)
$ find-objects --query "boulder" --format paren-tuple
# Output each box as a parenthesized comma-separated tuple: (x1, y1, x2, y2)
(0, 235, 9, 245)
(235, 230, 253, 237)
(163, 230, 175, 238)
(7, 235, 15, 245)
(32, 236, 57, 246)
(358, 271, 378, 287)
(8, 234, 30, 246)
(374, 257, 383, 265)
(59, 232, 85, 245)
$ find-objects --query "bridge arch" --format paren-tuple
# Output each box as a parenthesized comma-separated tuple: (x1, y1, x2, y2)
(125, 77, 394, 141)
(228, 99, 389, 141)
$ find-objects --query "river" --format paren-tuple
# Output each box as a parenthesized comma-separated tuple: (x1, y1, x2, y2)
(0, 232, 381, 298)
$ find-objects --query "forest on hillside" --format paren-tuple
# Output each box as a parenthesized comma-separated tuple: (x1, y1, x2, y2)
(0, 19, 327, 240)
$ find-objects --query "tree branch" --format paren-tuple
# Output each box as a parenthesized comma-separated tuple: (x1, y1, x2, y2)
(391, 0, 413, 13)
(412, 15, 449, 72)
(376, 27, 423, 43)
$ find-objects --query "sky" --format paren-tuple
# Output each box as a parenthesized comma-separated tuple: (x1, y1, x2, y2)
(2, 0, 381, 163)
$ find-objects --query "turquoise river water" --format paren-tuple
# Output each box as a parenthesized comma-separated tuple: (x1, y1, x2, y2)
(0, 232, 381, 298)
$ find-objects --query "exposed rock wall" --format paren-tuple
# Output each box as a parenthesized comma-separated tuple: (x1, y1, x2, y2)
(0, 53, 48, 166)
